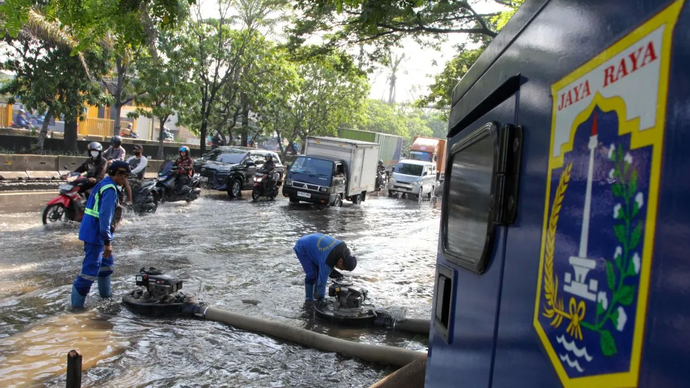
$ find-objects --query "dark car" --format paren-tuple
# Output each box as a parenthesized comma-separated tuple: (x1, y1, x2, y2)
(195, 147, 284, 198)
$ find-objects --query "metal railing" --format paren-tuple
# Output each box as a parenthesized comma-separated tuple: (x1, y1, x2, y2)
(78, 117, 114, 137)
(0, 104, 11, 127)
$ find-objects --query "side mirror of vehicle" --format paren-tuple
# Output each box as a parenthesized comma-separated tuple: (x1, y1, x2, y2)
(245, 160, 255, 166)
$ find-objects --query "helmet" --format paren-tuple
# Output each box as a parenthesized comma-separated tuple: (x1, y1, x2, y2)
(111, 136, 122, 146)
(266, 154, 273, 161)
(88, 142, 103, 152)
(179, 146, 190, 154)
(108, 160, 131, 175)
(132, 144, 143, 151)
(378, 160, 384, 165)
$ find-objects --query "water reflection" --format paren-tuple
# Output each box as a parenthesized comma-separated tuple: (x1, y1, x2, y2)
(0, 193, 438, 386)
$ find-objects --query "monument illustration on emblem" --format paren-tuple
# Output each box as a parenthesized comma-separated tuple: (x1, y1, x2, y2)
(563, 113, 599, 302)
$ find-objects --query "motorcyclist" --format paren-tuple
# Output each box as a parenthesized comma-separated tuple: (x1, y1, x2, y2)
(13, 109, 30, 129)
(174, 146, 194, 195)
(259, 154, 276, 192)
(103, 136, 126, 162)
(127, 145, 148, 180)
(73, 142, 107, 193)
(103, 136, 132, 202)
(121, 123, 138, 139)
(376, 160, 386, 189)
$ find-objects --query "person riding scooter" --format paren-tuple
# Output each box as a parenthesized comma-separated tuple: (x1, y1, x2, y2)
(174, 146, 194, 195)
(73, 142, 107, 194)
(376, 160, 387, 190)
(259, 154, 276, 191)
(103, 136, 126, 162)
(127, 145, 148, 180)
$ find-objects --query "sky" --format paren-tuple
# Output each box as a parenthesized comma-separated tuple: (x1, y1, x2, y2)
(367, 1, 507, 104)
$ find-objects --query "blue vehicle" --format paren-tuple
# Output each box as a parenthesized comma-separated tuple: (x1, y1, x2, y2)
(426, 0, 690, 387)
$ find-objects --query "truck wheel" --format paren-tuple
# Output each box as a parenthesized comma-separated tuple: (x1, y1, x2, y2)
(388, 190, 395, 198)
(332, 194, 343, 207)
(227, 178, 242, 198)
(351, 194, 360, 205)
(428, 186, 434, 200)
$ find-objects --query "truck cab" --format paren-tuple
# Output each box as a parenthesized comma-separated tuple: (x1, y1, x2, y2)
(282, 156, 347, 206)
(388, 159, 436, 200)
(409, 136, 447, 181)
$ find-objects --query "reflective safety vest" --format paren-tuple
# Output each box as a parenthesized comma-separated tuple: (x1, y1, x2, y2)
(84, 183, 117, 218)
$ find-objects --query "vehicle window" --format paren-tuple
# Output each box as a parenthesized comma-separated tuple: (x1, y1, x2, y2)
(395, 163, 424, 176)
(251, 154, 266, 164)
(211, 151, 246, 164)
(291, 157, 333, 177)
(442, 123, 496, 273)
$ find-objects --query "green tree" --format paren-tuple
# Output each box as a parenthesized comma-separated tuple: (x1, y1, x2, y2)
(417, 0, 524, 111)
(1, 33, 111, 151)
(289, 0, 500, 62)
(416, 44, 485, 110)
(256, 50, 369, 159)
(180, 1, 255, 153)
(230, 0, 290, 146)
(131, 30, 192, 159)
(359, 99, 407, 137)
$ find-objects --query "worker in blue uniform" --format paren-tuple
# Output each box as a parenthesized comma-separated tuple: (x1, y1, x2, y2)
(294, 233, 357, 301)
(71, 161, 131, 308)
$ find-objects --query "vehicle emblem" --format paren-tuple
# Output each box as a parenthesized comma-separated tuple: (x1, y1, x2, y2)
(533, 2, 682, 387)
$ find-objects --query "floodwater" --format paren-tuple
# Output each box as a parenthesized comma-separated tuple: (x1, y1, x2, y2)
(0, 190, 440, 387)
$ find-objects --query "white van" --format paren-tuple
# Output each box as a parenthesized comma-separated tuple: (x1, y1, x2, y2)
(388, 159, 437, 199)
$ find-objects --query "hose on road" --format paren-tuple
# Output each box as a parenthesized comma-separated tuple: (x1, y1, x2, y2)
(188, 304, 427, 368)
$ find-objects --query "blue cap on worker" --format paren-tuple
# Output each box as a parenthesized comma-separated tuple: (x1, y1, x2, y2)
(108, 160, 131, 175)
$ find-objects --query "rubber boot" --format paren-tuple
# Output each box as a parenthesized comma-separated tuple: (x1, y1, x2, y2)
(98, 275, 112, 298)
(305, 283, 315, 301)
(71, 284, 86, 309)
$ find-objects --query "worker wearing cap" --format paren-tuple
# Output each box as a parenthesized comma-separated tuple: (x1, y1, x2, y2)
(71, 161, 131, 308)
(294, 233, 357, 302)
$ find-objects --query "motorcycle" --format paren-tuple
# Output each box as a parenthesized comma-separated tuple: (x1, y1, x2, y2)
(122, 177, 158, 214)
(43, 172, 122, 229)
(375, 168, 388, 191)
(252, 170, 282, 201)
(154, 160, 201, 203)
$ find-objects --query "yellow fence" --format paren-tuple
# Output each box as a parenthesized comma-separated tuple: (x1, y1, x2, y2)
(78, 117, 114, 137)
(0, 104, 12, 127)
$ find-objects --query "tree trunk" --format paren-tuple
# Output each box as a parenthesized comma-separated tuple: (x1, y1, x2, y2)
(113, 57, 126, 136)
(35, 107, 54, 152)
(158, 117, 166, 159)
(200, 120, 208, 154)
(240, 91, 249, 147)
(64, 119, 79, 153)
(276, 131, 286, 159)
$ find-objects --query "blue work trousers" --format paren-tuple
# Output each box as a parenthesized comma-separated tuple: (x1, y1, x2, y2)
(73, 242, 114, 296)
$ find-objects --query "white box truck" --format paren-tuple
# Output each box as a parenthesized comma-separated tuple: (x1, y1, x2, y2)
(282, 137, 379, 207)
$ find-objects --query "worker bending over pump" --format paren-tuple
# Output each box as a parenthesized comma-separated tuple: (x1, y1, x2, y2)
(294, 233, 357, 301)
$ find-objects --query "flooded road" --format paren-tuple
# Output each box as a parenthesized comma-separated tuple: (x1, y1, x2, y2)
(0, 191, 439, 387)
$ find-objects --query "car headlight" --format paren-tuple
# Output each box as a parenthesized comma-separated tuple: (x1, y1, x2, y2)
(319, 187, 328, 192)
(411, 180, 421, 186)
(285, 179, 292, 186)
